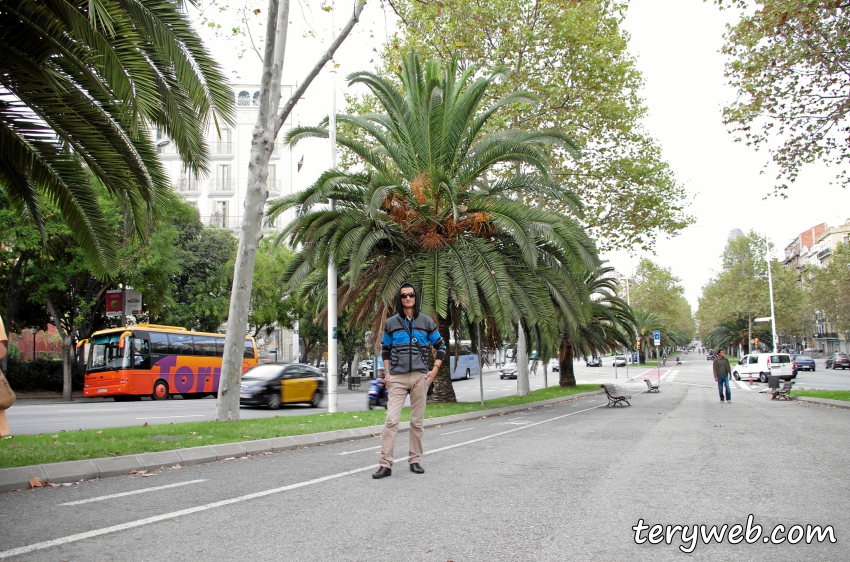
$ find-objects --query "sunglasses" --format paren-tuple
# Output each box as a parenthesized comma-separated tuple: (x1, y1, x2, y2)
(400, 293, 415, 299)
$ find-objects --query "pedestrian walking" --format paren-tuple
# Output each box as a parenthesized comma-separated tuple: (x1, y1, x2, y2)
(713, 349, 732, 403)
(372, 283, 445, 479)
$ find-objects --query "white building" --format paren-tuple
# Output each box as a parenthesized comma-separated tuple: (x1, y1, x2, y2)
(154, 83, 296, 230)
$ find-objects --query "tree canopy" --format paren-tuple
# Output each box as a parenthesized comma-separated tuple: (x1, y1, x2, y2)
(718, 0, 850, 192)
(377, 0, 693, 251)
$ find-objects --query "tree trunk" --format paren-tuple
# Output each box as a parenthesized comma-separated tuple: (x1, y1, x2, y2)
(215, 0, 367, 421)
(61, 334, 73, 402)
(350, 350, 361, 379)
(542, 361, 548, 388)
(516, 320, 530, 396)
(559, 338, 577, 387)
(430, 315, 457, 403)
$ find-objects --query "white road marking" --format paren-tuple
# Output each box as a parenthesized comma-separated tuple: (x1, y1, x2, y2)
(56, 409, 126, 413)
(440, 427, 474, 435)
(734, 378, 754, 391)
(336, 445, 381, 456)
(0, 400, 611, 560)
(135, 415, 206, 420)
(59, 480, 207, 506)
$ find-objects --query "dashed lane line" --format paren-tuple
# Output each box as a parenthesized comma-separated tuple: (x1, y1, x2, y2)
(59, 480, 207, 506)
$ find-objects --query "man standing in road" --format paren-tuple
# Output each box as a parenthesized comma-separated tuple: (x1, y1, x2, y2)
(713, 349, 732, 403)
(373, 283, 445, 479)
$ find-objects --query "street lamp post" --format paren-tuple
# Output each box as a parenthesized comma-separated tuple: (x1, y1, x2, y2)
(29, 327, 38, 361)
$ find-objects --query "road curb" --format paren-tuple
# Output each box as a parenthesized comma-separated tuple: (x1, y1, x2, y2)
(791, 396, 850, 410)
(0, 389, 603, 492)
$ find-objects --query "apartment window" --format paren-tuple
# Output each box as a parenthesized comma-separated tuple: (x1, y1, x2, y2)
(216, 164, 232, 190)
(237, 91, 251, 106)
(213, 201, 229, 228)
(268, 165, 277, 191)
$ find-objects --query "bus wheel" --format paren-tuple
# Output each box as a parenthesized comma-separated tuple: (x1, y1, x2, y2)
(151, 380, 169, 400)
(465, 368, 471, 380)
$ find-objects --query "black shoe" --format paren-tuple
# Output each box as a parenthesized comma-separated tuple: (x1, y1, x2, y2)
(372, 467, 392, 479)
(409, 463, 425, 474)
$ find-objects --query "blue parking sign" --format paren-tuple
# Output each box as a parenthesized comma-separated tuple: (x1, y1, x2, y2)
(653, 330, 660, 340)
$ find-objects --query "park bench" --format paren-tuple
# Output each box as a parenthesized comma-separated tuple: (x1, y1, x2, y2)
(644, 379, 660, 393)
(601, 383, 631, 407)
(770, 380, 795, 401)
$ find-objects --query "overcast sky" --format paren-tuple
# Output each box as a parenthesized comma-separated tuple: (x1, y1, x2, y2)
(197, 0, 850, 311)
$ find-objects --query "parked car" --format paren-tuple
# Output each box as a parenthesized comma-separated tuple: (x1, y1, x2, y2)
(499, 362, 518, 379)
(358, 360, 374, 377)
(586, 357, 602, 367)
(732, 353, 794, 382)
(239, 363, 325, 409)
(612, 355, 627, 367)
(792, 355, 816, 372)
(825, 353, 850, 370)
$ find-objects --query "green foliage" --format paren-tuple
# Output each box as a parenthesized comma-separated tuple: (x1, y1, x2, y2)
(0, 0, 235, 277)
(718, 0, 850, 192)
(697, 231, 809, 347)
(808, 243, 850, 333)
(153, 227, 238, 333)
(630, 258, 696, 340)
(4, 358, 85, 392)
(377, 0, 693, 251)
(249, 239, 295, 337)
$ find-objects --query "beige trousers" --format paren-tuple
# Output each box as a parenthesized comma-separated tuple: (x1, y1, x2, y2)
(380, 371, 427, 468)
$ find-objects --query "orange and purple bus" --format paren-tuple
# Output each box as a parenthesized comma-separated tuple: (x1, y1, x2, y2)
(80, 325, 258, 400)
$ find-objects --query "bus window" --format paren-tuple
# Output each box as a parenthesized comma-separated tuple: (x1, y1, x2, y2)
(169, 333, 194, 355)
(244, 338, 255, 359)
(88, 334, 125, 371)
(133, 337, 151, 369)
(150, 332, 169, 355)
(194, 335, 217, 357)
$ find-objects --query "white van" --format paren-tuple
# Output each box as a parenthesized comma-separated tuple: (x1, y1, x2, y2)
(732, 353, 794, 382)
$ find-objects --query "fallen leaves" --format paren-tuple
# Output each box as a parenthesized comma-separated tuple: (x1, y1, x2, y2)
(29, 477, 45, 488)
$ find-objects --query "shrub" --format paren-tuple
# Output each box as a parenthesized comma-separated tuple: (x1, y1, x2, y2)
(4, 358, 85, 392)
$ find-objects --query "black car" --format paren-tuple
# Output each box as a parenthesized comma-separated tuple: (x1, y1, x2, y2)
(792, 355, 816, 372)
(586, 357, 602, 367)
(825, 353, 850, 370)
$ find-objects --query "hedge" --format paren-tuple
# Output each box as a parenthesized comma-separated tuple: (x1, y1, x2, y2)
(3, 358, 85, 392)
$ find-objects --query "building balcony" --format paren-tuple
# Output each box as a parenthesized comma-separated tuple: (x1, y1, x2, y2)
(267, 179, 282, 196)
(203, 215, 241, 229)
(210, 178, 235, 193)
(817, 247, 832, 261)
(211, 142, 234, 156)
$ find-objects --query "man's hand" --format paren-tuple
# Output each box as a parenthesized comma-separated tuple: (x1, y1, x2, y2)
(384, 375, 391, 389)
(426, 368, 439, 384)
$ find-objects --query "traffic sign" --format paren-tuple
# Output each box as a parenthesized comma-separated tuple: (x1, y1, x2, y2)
(653, 330, 661, 346)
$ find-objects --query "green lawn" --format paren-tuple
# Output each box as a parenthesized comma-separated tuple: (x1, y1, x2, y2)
(790, 389, 850, 402)
(0, 384, 598, 469)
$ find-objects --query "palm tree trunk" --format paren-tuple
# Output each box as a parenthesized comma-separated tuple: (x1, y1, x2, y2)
(559, 338, 577, 387)
(430, 315, 457, 403)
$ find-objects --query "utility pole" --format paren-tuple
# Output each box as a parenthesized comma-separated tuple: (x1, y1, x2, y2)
(326, 67, 338, 413)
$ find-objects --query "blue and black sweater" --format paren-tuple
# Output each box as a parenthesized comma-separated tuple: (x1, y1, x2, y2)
(381, 283, 446, 375)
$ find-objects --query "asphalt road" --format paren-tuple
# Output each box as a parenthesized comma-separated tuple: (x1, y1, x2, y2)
(7, 355, 850, 435)
(1, 358, 847, 561)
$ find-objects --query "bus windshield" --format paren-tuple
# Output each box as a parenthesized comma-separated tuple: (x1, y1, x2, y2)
(88, 334, 130, 371)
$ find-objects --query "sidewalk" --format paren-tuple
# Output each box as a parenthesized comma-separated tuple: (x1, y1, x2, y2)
(0, 388, 603, 492)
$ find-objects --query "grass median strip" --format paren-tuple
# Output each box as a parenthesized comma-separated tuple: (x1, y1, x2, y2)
(790, 389, 850, 402)
(0, 384, 597, 470)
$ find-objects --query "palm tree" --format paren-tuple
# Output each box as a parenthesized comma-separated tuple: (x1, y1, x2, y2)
(558, 265, 636, 386)
(705, 318, 771, 355)
(270, 52, 599, 402)
(0, 0, 234, 277)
